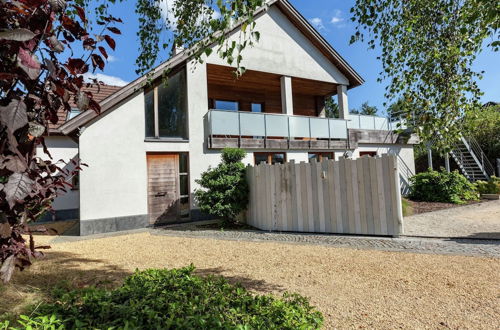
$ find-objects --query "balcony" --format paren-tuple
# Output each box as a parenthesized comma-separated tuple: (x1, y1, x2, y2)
(207, 110, 406, 150)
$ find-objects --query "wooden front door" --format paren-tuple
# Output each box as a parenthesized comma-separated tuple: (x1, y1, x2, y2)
(147, 154, 180, 225)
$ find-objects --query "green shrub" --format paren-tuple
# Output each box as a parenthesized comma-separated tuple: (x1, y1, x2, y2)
(475, 176, 500, 194)
(409, 169, 479, 204)
(195, 148, 249, 224)
(1, 315, 62, 330)
(17, 266, 323, 329)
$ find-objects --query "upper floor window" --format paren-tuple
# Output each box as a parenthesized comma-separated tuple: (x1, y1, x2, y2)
(215, 100, 239, 111)
(251, 103, 263, 113)
(145, 69, 188, 140)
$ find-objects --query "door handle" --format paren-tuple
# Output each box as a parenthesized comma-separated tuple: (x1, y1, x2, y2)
(155, 192, 167, 197)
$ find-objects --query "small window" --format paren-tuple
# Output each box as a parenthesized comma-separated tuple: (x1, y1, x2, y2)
(215, 100, 239, 111)
(67, 108, 81, 120)
(360, 151, 377, 157)
(254, 153, 286, 165)
(251, 103, 263, 113)
(308, 152, 334, 162)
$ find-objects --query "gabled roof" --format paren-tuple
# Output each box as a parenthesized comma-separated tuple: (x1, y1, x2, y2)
(49, 84, 121, 133)
(59, 0, 364, 135)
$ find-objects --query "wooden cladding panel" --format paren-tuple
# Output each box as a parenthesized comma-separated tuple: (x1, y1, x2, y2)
(147, 154, 180, 225)
(246, 155, 404, 236)
(207, 64, 337, 115)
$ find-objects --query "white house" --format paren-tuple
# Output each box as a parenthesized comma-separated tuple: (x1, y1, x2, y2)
(46, 0, 417, 235)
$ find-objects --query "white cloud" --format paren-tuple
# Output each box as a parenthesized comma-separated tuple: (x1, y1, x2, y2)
(107, 55, 117, 63)
(158, 0, 220, 29)
(330, 10, 345, 27)
(309, 17, 325, 31)
(83, 73, 128, 87)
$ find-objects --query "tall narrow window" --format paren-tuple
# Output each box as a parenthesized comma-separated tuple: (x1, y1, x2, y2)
(145, 89, 155, 138)
(179, 153, 190, 219)
(144, 69, 188, 139)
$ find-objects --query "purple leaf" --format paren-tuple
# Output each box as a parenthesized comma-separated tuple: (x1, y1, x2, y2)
(0, 255, 16, 283)
(0, 99, 28, 132)
(76, 91, 89, 111)
(29, 121, 46, 138)
(0, 28, 36, 41)
(3, 155, 27, 173)
(4, 173, 34, 209)
(47, 35, 64, 53)
(0, 222, 12, 239)
(17, 48, 41, 80)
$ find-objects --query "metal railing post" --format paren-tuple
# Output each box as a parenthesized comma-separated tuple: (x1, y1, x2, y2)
(264, 114, 267, 148)
(287, 116, 290, 149)
(238, 112, 241, 147)
(327, 118, 331, 149)
(308, 117, 312, 149)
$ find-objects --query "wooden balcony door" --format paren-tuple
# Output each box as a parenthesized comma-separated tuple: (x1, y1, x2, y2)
(147, 154, 180, 225)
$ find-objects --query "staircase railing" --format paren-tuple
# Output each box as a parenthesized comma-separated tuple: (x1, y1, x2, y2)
(462, 135, 495, 179)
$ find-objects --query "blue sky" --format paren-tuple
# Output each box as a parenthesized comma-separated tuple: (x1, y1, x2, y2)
(96, 0, 499, 113)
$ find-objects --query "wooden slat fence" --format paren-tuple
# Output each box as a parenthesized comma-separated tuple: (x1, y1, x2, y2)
(246, 154, 404, 236)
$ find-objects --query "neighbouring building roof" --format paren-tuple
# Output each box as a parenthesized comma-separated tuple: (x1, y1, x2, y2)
(49, 84, 121, 133)
(59, 0, 364, 135)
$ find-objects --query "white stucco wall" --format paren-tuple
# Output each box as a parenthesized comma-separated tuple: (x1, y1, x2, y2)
(206, 6, 349, 85)
(36, 136, 79, 211)
(78, 93, 150, 221)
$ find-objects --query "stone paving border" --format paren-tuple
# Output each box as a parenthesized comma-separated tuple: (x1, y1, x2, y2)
(151, 228, 500, 258)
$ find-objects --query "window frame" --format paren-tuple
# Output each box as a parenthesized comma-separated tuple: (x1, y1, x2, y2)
(144, 67, 189, 141)
(308, 152, 335, 162)
(213, 99, 240, 111)
(254, 152, 287, 165)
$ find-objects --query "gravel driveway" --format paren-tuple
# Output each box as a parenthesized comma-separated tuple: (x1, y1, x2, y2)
(6, 232, 499, 329)
(404, 200, 500, 239)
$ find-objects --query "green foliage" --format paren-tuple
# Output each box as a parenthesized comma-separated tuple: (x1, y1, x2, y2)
(463, 104, 500, 165)
(325, 97, 339, 118)
(195, 148, 249, 223)
(133, 0, 265, 77)
(475, 177, 500, 195)
(409, 169, 479, 204)
(0, 315, 62, 330)
(19, 266, 323, 329)
(351, 101, 378, 116)
(351, 0, 499, 151)
(221, 147, 246, 164)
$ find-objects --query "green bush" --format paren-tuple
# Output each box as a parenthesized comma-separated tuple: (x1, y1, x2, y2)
(14, 266, 323, 329)
(195, 148, 249, 224)
(409, 169, 479, 204)
(475, 176, 500, 194)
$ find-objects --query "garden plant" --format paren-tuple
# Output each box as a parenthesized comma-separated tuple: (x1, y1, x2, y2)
(0, 266, 324, 329)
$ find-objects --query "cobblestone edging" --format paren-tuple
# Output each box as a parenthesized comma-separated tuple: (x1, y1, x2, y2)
(152, 228, 500, 258)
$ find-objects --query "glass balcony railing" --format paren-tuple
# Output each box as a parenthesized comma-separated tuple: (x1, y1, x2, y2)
(207, 110, 406, 140)
(348, 114, 407, 131)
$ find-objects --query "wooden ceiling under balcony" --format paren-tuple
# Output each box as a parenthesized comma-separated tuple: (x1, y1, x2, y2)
(207, 64, 338, 97)
(207, 64, 338, 115)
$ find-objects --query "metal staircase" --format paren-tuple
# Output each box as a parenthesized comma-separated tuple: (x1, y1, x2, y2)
(449, 136, 495, 181)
